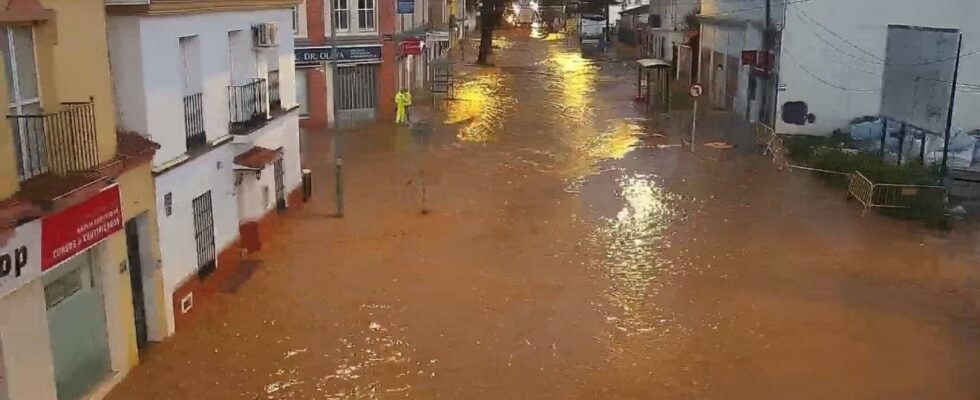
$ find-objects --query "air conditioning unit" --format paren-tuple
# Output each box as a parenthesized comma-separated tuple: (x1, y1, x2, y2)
(252, 23, 279, 48)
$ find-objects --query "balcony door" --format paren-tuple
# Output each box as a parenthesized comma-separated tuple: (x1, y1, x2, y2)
(1, 25, 43, 179)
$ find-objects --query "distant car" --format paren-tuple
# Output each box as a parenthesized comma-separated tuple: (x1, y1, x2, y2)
(579, 16, 604, 42)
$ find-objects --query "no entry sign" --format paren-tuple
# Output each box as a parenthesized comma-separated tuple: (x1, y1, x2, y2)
(690, 84, 703, 98)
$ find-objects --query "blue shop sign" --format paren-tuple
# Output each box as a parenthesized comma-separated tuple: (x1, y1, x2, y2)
(397, 0, 414, 14)
(295, 45, 383, 66)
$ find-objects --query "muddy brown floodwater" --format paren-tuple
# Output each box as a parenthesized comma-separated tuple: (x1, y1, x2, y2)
(107, 29, 980, 400)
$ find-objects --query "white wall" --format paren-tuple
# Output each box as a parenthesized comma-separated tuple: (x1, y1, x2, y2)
(701, 0, 784, 27)
(776, 0, 980, 135)
(233, 114, 303, 222)
(0, 282, 58, 400)
(649, 0, 697, 31)
(154, 146, 238, 332)
(108, 8, 297, 167)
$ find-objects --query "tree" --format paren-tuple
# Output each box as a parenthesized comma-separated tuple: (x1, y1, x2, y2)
(476, 0, 505, 65)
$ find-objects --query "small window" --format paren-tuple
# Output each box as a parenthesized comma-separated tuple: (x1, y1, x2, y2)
(291, 6, 300, 33)
(263, 186, 271, 208)
(164, 192, 173, 216)
(334, 0, 350, 31)
(357, 0, 376, 31)
(45, 267, 83, 309)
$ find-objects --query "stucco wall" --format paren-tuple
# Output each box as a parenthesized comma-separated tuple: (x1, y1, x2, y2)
(154, 146, 239, 333)
(108, 8, 298, 167)
(777, 0, 980, 135)
(0, 281, 58, 400)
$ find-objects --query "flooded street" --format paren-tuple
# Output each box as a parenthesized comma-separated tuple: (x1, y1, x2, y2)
(108, 30, 980, 399)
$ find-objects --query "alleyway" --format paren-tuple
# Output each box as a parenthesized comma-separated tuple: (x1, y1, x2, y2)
(107, 29, 980, 399)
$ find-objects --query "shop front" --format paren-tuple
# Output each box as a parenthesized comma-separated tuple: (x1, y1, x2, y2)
(0, 185, 128, 400)
(295, 44, 384, 127)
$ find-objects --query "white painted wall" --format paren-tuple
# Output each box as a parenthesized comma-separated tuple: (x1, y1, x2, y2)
(0, 282, 58, 400)
(108, 8, 298, 167)
(775, 0, 980, 136)
(233, 114, 303, 222)
(154, 146, 238, 333)
(649, 0, 697, 31)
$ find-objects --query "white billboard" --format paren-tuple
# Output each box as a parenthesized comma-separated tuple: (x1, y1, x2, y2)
(880, 25, 961, 134)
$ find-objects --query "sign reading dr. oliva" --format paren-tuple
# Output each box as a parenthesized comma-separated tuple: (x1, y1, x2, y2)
(295, 45, 384, 66)
(0, 220, 42, 298)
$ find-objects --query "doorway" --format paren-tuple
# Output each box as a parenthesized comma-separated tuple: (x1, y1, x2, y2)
(273, 156, 286, 212)
(125, 219, 148, 354)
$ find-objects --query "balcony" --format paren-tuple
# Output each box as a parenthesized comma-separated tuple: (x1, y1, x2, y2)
(268, 70, 282, 114)
(228, 78, 268, 135)
(8, 101, 99, 182)
(184, 92, 206, 151)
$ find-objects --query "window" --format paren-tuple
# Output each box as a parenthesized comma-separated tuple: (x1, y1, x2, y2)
(333, 0, 350, 31)
(2, 26, 42, 179)
(293, 1, 308, 38)
(296, 70, 308, 117)
(291, 6, 299, 33)
(192, 191, 216, 279)
(357, 0, 375, 30)
(163, 193, 173, 216)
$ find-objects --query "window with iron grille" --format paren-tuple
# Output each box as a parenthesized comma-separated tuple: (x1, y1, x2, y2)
(192, 191, 216, 279)
(164, 192, 173, 216)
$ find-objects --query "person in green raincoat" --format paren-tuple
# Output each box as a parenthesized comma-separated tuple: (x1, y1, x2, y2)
(395, 88, 412, 125)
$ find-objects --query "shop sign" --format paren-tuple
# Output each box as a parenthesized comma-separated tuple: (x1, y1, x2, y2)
(41, 185, 123, 271)
(295, 45, 384, 66)
(295, 46, 335, 65)
(402, 39, 423, 56)
(397, 0, 414, 14)
(0, 221, 41, 298)
(426, 31, 451, 42)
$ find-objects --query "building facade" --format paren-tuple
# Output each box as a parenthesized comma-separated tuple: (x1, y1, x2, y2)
(644, 0, 698, 61)
(105, 0, 304, 333)
(294, 0, 453, 128)
(698, 0, 980, 137)
(0, 0, 164, 399)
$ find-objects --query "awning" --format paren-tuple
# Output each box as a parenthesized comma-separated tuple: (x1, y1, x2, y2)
(637, 58, 671, 69)
(619, 5, 649, 16)
(234, 147, 281, 171)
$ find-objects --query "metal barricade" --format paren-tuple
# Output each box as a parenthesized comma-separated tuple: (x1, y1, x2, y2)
(848, 171, 947, 212)
(848, 172, 875, 208)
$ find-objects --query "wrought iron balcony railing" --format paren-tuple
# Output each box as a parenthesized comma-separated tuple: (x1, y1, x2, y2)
(228, 78, 268, 135)
(184, 92, 206, 151)
(7, 101, 99, 181)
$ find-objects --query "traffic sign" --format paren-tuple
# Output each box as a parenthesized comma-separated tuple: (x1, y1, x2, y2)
(690, 84, 703, 98)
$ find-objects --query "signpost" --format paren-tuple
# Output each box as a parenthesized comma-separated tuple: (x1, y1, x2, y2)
(690, 84, 703, 152)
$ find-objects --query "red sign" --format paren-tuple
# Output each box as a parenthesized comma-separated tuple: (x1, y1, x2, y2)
(41, 185, 123, 270)
(402, 39, 422, 56)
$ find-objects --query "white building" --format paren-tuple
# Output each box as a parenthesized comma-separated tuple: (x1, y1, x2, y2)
(106, 0, 303, 334)
(646, 0, 698, 61)
(699, 0, 980, 137)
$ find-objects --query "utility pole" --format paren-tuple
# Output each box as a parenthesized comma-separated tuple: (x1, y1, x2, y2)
(941, 33, 964, 174)
(758, 0, 773, 125)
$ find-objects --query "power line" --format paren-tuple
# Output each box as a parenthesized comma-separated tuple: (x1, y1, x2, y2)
(790, 3, 883, 62)
(697, 0, 815, 18)
(782, 47, 881, 92)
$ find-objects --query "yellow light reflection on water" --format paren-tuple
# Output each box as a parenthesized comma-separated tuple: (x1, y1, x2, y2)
(444, 73, 515, 142)
(540, 48, 641, 179)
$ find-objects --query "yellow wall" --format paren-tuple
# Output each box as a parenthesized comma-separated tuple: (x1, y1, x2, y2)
(0, 57, 16, 200)
(42, 0, 118, 163)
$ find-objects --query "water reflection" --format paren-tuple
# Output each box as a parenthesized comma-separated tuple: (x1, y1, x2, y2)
(592, 174, 677, 335)
(444, 73, 515, 142)
(259, 304, 430, 399)
(540, 49, 597, 121)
